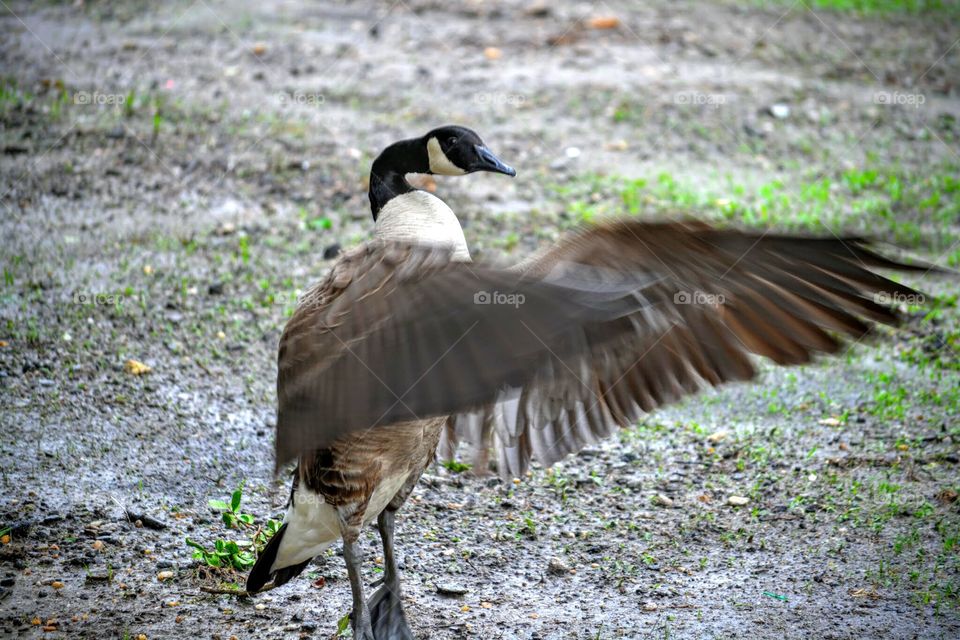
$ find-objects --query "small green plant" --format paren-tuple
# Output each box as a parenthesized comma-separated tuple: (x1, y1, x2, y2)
(238, 236, 251, 264)
(123, 89, 136, 118)
(441, 459, 471, 473)
(151, 93, 164, 142)
(187, 482, 281, 572)
(186, 537, 256, 570)
(307, 216, 333, 231)
(252, 518, 282, 554)
(520, 513, 538, 539)
(208, 482, 255, 529)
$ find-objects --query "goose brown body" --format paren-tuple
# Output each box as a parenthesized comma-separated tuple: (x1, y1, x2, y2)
(282, 249, 451, 516)
(298, 419, 443, 518)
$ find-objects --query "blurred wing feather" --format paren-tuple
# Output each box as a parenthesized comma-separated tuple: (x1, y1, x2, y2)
(274, 220, 934, 477)
(442, 219, 933, 477)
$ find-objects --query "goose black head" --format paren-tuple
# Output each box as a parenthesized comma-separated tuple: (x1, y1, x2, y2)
(369, 125, 515, 220)
(422, 125, 516, 177)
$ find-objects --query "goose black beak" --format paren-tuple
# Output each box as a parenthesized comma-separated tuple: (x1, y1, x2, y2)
(472, 145, 516, 177)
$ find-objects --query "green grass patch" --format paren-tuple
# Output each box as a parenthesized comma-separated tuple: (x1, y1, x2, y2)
(551, 161, 959, 252)
(755, 0, 959, 16)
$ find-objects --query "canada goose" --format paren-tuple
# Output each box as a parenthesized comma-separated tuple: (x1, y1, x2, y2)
(247, 125, 932, 640)
(246, 126, 517, 639)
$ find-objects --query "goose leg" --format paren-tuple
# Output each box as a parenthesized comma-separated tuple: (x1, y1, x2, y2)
(343, 535, 375, 640)
(367, 509, 414, 640)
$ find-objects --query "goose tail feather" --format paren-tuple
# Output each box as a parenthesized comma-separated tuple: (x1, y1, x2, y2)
(246, 523, 310, 593)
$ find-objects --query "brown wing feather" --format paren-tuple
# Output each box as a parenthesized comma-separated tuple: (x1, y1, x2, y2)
(275, 240, 649, 467)
(274, 221, 937, 476)
(441, 219, 936, 477)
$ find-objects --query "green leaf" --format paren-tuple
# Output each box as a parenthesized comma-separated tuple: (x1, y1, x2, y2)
(230, 489, 242, 513)
(185, 538, 207, 551)
(208, 499, 230, 511)
(233, 552, 256, 570)
(336, 613, 351, 636)
(308, 217, 333, 231)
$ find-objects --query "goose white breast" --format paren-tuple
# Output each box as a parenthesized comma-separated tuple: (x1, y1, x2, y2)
(374, 190, 471, 261)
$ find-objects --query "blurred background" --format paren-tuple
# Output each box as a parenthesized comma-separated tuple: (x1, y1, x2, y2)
(1, 1, 958, 638)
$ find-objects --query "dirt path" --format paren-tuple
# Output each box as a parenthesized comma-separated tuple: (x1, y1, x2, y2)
(1, 1, 959, 638)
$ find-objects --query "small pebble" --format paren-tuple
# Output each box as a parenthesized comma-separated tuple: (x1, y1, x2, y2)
(768, 104, 790, 119)
(548, 557, 570, 575)
(436, 583, 469, 596)
(654, 493, 674, 507)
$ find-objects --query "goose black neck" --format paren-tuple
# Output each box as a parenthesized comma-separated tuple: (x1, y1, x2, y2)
(368, 137, 429, 221)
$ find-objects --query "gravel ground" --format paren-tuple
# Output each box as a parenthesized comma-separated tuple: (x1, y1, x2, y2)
(1, 0, 959, 638)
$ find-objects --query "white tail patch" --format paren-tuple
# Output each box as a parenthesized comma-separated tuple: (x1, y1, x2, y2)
(270, 490, 339, 572)
(269, 473, 414, 573)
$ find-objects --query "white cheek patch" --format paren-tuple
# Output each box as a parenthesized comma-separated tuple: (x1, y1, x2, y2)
(426, 137, 467, 176)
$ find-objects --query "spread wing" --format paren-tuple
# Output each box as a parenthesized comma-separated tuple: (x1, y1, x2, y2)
(439, 219, 933, 476)
(275, 220, 932, 473)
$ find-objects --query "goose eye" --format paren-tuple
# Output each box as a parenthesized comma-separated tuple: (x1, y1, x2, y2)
(448, 137, 458, 146)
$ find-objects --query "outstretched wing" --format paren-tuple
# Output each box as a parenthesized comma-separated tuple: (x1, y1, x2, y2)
(275, 221, 932, 474)
(438, 219, 933, 476)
